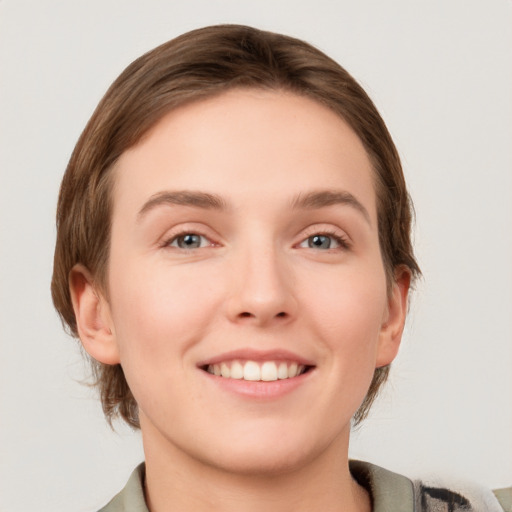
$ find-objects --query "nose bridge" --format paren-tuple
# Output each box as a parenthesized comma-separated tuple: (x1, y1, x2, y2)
(227, 233, 296, 325)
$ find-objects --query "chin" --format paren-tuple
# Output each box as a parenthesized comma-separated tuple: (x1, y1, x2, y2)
(203, 444, 315, 478)
(194, 425, 340, 478)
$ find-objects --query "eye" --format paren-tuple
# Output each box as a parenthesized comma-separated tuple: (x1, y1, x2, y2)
(298, 232, 349, 250)
(167, 233, 211, 249)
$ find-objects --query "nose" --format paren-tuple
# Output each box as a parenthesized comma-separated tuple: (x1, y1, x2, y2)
(225, 243, 297, 327)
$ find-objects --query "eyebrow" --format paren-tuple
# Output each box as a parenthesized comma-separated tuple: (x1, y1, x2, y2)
(291, 190, 371, 224)
(137, 190, 227, 219)
(137, 188, 370, 224)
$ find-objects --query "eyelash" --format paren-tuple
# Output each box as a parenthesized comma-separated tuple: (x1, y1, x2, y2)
(162, 228, 350, 253)
(162, 231, 215, 250)
(298, 228, 351, 251)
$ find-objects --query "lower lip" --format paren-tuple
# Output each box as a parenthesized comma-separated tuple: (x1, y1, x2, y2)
(201, 369, 314, 399)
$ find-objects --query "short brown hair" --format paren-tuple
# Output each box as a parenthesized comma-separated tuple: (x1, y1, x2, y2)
(52, 24, 420, 428)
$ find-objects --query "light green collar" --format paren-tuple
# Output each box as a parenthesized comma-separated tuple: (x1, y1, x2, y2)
(350, 460, 415, 512)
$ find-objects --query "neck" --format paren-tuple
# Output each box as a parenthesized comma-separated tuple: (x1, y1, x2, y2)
(141, 422, 371, 512)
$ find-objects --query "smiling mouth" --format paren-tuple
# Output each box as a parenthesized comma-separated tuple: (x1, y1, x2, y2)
(202, 360, 313, 381)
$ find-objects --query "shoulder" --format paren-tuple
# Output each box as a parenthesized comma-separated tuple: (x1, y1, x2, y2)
(413, 480, 511, 512)
(350, 460, 509, 512)
(97, 463, 148, 512)
(492, 487, 512, 512)
(97, 460, 509, 512)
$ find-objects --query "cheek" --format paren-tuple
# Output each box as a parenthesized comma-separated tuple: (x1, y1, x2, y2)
(293, 264, 389, 423)
(107, 260, 221, 364)
(105, 261, 224, 419)
(299, 264, 388, 359)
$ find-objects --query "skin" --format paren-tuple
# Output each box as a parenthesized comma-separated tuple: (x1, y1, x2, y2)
(70, 89, 409, 512)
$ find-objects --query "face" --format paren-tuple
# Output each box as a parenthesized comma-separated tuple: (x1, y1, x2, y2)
(73, 89, 408, 475)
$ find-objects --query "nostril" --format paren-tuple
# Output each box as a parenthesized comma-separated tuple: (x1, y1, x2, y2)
(235, 311, 289, 321)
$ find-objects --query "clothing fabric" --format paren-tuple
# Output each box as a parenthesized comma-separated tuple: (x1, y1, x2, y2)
(98, 461, 511, 512)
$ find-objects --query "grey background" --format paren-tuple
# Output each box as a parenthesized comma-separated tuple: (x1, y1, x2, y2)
(1, 1, 511, 511)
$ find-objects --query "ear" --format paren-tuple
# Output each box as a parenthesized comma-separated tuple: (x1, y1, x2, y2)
(375, 267, 411, 368)
(69, 264, 120, 365)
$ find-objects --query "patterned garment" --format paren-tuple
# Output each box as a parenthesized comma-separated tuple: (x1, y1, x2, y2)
(350, 460, 509, 512)
(415, 481, 510, 511)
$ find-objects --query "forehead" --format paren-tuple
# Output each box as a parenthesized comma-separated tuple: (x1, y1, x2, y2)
(112, 88, 377, 219)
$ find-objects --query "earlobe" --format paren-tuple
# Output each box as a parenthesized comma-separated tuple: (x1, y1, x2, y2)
(375, 267, 411, 368)
(69, 264, 120, 365)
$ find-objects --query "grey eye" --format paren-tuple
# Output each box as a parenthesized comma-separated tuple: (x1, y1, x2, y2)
(308, 235, 332, 249)
(174, 234, 204, 249)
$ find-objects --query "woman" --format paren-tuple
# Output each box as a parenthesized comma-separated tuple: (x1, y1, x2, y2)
(51, 24, 509, 511)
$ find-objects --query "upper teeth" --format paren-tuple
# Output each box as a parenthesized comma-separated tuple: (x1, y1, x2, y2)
(206, 360, 306, 381)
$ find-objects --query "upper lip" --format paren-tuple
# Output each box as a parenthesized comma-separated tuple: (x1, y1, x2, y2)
(196, 348, 315, 368)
